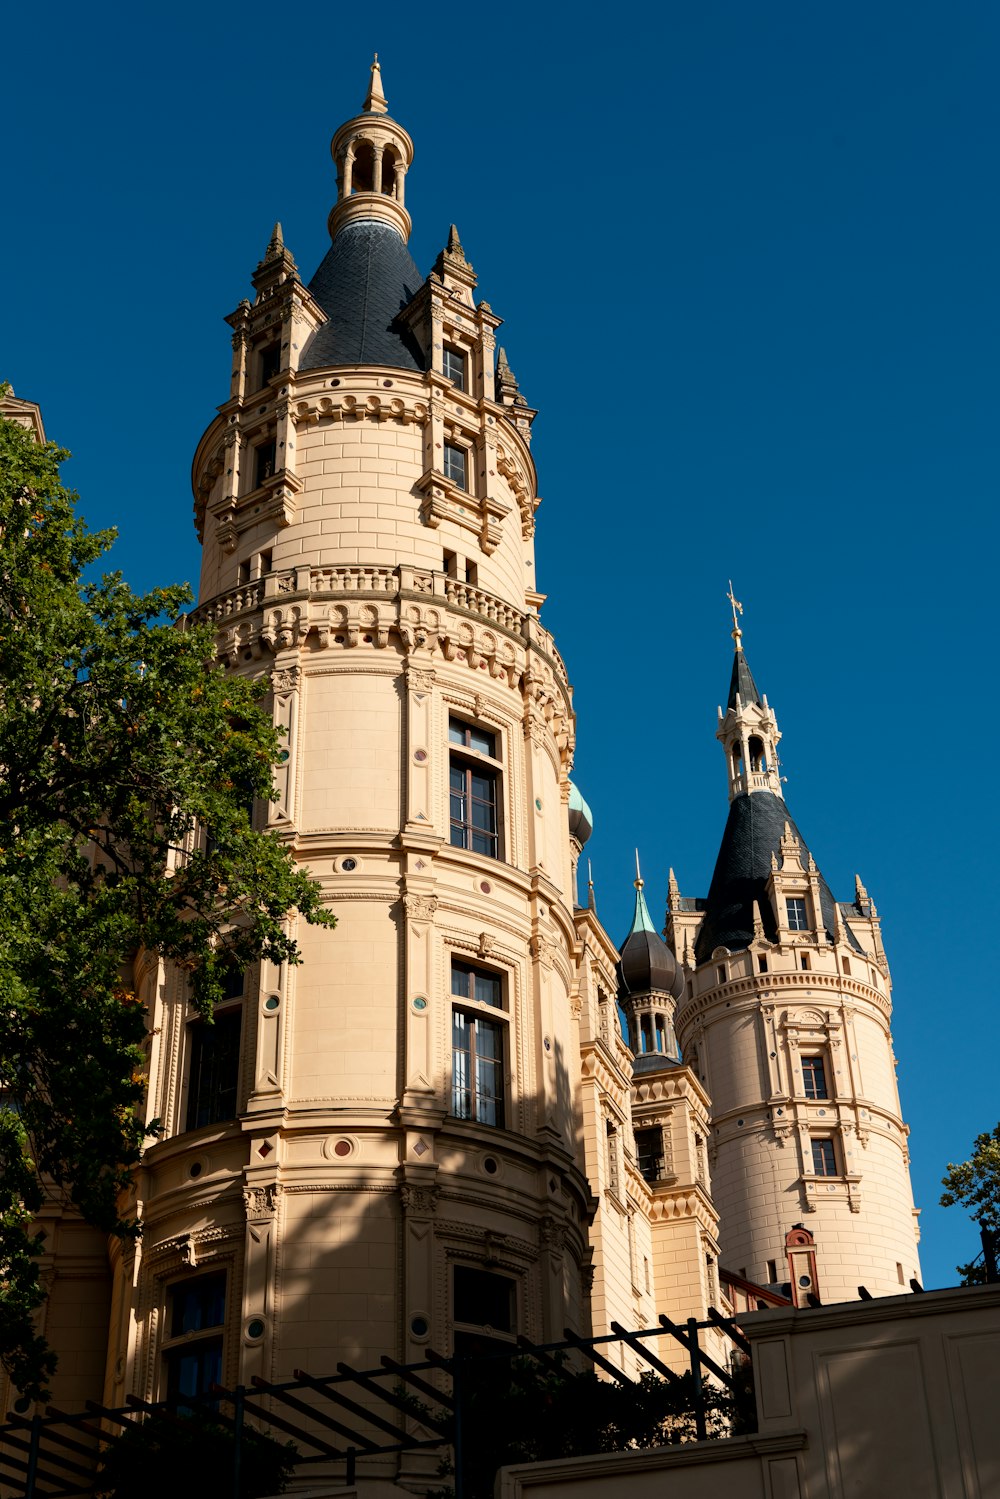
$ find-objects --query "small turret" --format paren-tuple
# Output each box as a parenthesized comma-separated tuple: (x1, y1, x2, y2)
(616, 856, 684, 1065)
(329, 55, 414, 244)
(716, 584, 783, 803)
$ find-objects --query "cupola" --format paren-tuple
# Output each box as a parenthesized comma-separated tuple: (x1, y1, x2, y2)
(717, 585, 783, 803)
(328, 56, 414, 244)
(616, 859, 684, 1063)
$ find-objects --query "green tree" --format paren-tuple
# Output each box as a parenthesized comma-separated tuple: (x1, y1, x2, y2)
(0, 395, 334, 1398)
(94, 1411, 296, 1498)
(940, 1123, 1000, 1284)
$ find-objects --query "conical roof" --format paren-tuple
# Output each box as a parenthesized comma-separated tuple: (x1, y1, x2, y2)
(727, 646, 762, 710)
(300, 221, 426, 373)
(616, 884, 685, 1000)
(694, 791, 862, 964)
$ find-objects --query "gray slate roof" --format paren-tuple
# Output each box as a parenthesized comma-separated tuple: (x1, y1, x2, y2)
(727, 648, 762, 710)
(694, 790, 862, 964)
(300, 220, 426, 372)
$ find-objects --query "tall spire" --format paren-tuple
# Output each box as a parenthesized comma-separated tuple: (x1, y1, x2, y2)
(363, 53, 389, 114)
(629, 852, 658, 936)
(716, 589, 782, 802)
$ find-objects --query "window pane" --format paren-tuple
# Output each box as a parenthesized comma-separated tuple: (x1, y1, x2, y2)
(474, 971, 501, 1007)
(453, 1267, 513, 1331)
(802, 1056, 827, 1099)
(449, 719, 468, 745)
(165, 1338, 223, 1407)
(443, 348, 466, 391)
(811, 1139, 837, 1176)
(444, 444, 467, 489)
(787, 897, 808, 931)
(468, 727, 495, 756)
(170, 1273, 226, 1337)
(186, 1011, 242, 1131)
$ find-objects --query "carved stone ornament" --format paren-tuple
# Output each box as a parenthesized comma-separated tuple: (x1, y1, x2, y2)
(399, 1184, 440, 1215)
(270, 665, 301, 695)
(540, 1216, 566, 1254)
(243, 1184, 280, 1221)
(407, 666, 436, 693)
(530, 934, 557, 970)
(403, 894, 439, 923)
(477, 931, 495, 959)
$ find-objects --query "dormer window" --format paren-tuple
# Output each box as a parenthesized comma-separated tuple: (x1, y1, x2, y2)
(259, 343, 281, 388)
(254, 440, 276, 489)
(443, 347, 466, 391)
(786, 897, 808, 931)
(443, 442, 467, 490)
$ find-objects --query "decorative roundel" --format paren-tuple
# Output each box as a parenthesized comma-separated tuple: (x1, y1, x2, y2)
(277, 749, 290, 762)
(323, 1134, 357, 1160)
(410, 1314, 430, 1339)
(246, 1318, 266, 1340)
(479, 881, 491, 894)
(341, 857, 358, 872)
(481, 1155, 500, 1177)
(543, 1037, 551, 1052)
(12, 1396, 31, 1415)
(188, 1159, 205, 1179)
(264, 995, 280, 1012)
(412, 997, 428, 1012)
(535, 798, 543, 811)
(330, 378, 341, 387)
(413, 749, 428, 763)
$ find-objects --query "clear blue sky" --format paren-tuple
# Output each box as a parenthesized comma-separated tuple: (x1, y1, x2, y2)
(5, 2, 998, 1291)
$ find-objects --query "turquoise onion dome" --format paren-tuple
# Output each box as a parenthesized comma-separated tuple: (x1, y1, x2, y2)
(567, 782, 594, 845)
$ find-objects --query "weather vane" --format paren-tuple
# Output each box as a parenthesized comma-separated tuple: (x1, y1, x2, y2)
(727, 580, 744, 647)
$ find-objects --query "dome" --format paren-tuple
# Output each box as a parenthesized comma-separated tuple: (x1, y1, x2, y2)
(616, 883, 685, 1000)
(567, 782, 594, 845)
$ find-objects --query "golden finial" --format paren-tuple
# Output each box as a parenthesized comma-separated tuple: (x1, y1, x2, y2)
(634, 848, 643, 891)
(364, 52, 389, 114)
(727, 580, 744, 649)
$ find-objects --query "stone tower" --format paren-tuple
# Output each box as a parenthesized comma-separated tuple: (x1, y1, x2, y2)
(102, 59, 593, 1414)
(669, 612, 922, 1306)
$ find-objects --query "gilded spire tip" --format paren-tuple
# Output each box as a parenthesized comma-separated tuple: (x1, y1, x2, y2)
(726, 580, 744, 649)
(634, 847, 643, 890)
(364, 52, 389, 114)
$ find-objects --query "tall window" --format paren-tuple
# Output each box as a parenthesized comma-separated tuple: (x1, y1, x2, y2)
(811, 1138, 838, 1177)
(801, 1055, 828, 1100)
(786, 896, 808, 931)
(258, 342, 281, 388)
(635, 1126, 664, 1184)
(443, 442, 467, 489)
(442, 347, 466, 390)
(254, 439, 277, 489)
(186, 1005, 242, 1131)
(452, 959, 505, 1128)
(449, 717, 501, 858)
(163, 1273, 226, 1406)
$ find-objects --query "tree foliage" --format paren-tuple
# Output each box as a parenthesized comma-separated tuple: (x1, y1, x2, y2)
(434, 1355, 755, 1499)
(94, 1411, 296, 1498)
(0, 398, 334, 1398)
(940, 1123, 1000, 1283)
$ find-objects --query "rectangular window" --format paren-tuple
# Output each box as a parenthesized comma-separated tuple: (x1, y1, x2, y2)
(442, 347, 466, 391)
(801, 1055, 828, 1100)
(811, 1137, 838, 1177)
(443, 442, 467, 489)
(186, 1009, 242, 1131)
(766, 1259, 778, 1284)
(606, 1119, 621, 1198)
(449, 717, 500, 859)
(786, 897, 808, 931)
(259, 342, 281, 387)
(453, 1266, 514, 1332)
(258, 549, 272, 577)
(635, 1126, 664, 1184)
(164, 1273, 226, 1407)
(452, 959, 502, 1008)
(452, 1010, 504, 1127)
(254, 440, 277, 489)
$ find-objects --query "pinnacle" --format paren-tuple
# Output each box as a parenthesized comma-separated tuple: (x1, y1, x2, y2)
(447, 223, 464, 256)
(363, 52, 389, 114)
(264, 222, 284, 261)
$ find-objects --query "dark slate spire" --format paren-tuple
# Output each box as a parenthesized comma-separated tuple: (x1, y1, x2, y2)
(727, 646, 762, 711)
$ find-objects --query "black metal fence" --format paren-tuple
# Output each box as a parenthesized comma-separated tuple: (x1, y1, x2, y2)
(0, 1310, 752, 1499)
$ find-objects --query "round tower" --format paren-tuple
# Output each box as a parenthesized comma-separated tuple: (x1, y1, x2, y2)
(110, 61, 591, 1424)
(671, 603, 922, 1305)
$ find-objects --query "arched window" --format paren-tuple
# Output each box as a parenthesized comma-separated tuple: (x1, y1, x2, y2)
(749, 736, 767, 772)
(382, 144, 398, 196)
(352, 140, 375, 194)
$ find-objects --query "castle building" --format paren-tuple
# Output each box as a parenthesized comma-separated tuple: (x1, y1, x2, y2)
(668, 607, 922, 1306)
(2, 60, 921, 1438)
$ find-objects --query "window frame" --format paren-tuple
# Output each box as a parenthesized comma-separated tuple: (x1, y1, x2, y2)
(448, 716, 503, 861)
(451, 957, 507, 1129)
(162, 1272, 227, 1407)
(443, 441, 469, 491)
(811, 1137, 839, 1177)
(442, 346, 467, 391)
(184, 1000, 243, 1133)
(801, 1054, 829, 1101)
(786, 896, 809, 932)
